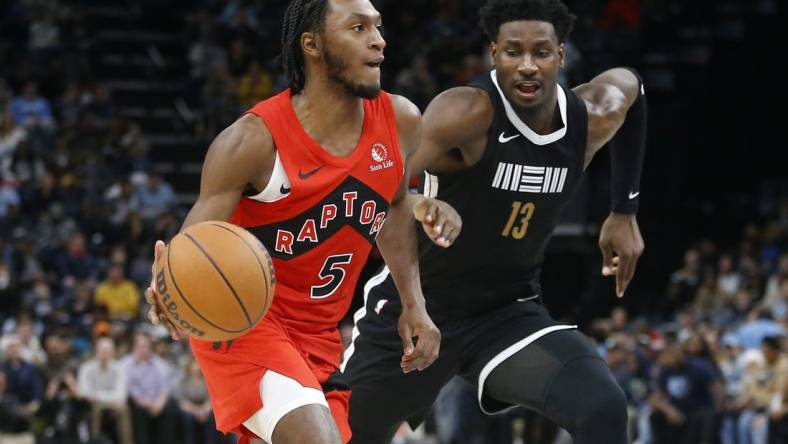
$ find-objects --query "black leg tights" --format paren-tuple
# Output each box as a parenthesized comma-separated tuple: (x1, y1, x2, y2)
(484, 329, 629, 444)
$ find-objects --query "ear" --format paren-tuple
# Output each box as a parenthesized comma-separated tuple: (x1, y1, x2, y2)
(489, 42, 498, 67)
(558, 43, 566, 69)
(301, 31, 322, 59)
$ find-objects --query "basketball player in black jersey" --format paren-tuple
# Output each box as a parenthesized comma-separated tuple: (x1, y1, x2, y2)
(342, 0, 646, 443)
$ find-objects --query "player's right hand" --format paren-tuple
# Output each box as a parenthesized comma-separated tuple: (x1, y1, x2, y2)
(413, 196, 462, 248)
(398, 303, 441, 373)
(144, 240, 182, 340)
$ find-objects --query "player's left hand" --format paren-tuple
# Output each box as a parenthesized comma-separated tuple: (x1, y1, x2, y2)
(398, 303, 441, 373)
(598, 213, 644, 297)
(413, 196, 462, 248)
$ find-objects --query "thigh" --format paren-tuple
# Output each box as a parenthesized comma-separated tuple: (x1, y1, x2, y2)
(343, 281, 459, 443)
(191, 313, 327, 436)
(461, 301, 579, 414)
(479, 328, 600, 413)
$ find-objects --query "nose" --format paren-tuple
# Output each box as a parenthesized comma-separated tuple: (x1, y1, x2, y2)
(370, 27, 386, 51)
(517, 54, 538, 76)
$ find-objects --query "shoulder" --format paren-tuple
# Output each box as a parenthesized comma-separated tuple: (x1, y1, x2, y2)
(572, 68, 640, 128)
(422, 86, 494, 143)
(427, 86, 493, 124)
(212, 113, 274, 158)
(385, 93, 422, 154)
(387, 93, 421, 129)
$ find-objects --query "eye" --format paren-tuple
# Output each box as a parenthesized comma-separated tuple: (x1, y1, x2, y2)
(506, 50, 518, 56)
(351, 24, 364, 32)
(537, 50, 551, 57)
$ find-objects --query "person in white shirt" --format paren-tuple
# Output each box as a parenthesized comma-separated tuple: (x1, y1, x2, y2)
(77, 337, 133, 444)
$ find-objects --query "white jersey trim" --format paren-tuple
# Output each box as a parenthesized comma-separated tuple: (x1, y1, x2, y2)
(340, 266, 391, 372)
(242, 370, 329, 443)
(246, 151, 291, 203)
(489, 70, 568, 146)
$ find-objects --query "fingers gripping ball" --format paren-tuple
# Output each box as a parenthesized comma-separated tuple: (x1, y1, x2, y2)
(154, 221, 275, 341)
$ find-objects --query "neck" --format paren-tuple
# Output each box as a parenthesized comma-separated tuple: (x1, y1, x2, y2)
(514, 89, 561, 135)
(293, 75, 365, 142)
(292, 76, 364, 153)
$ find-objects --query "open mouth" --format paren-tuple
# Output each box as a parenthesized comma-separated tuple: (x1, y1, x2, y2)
(515, 82, 540, 96)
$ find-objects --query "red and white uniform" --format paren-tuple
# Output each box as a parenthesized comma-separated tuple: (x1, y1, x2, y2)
(190, 89, 404, 442)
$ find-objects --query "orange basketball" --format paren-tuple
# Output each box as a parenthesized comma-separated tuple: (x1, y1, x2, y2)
(153, 221, 275, 341)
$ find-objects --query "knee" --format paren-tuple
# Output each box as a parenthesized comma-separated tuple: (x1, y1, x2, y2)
(548, 358, 628, 442)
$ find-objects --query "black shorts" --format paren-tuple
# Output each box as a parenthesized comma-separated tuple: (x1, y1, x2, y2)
(341, 267, 577, 439)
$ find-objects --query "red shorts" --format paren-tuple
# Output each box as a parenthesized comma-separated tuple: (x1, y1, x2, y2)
(190, 311, 351, 443)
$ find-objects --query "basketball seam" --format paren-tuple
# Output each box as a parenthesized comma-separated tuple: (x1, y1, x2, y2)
(182, 232, 254, 325)
(166, 242, 248, 333)
(209, 223, 272, 328)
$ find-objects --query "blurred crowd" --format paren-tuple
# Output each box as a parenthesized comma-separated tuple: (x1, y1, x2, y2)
(1, 0, 785, 444)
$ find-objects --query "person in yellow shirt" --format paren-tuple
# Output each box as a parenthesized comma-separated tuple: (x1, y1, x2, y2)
(236, 61, 273, 109)
(94, 265, 140, 320)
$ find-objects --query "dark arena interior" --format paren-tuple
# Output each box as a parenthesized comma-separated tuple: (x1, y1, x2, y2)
(0, 1, 785, 443)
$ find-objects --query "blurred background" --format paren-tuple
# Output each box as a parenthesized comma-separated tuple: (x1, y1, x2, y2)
(0, 0, 785, 443)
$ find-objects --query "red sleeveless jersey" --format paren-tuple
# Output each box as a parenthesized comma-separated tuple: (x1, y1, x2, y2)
(230, 89, 404, 332)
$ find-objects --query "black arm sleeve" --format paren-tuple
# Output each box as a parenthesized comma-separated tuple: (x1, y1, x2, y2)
(610, 68, 647, 214)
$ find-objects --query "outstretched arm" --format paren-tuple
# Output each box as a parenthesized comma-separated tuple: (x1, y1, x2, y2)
(575, 68, 646, 297)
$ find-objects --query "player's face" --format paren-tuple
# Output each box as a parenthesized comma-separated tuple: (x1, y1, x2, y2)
(491, 21, 564, 111)
(320, 0, 385, 99)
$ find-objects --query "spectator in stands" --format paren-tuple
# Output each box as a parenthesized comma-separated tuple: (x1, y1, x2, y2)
(649, 343, 723, 444)
(770, 359, 788, 443)
(0, 110, 26, 178)
(394, 55, 439, 110)
(718, 333, 746, 444)
(0, 175, 20, 218)
(764, 254, 788, 304)
(718, 254, 742, 299)
(738, 308, 786, 350)
(135, 173, 176, 222)
(94, 264, 140, 321)
(0, 336, 41, 429)
(56, 232, 99, 287)
(667, 249, 703, 315)
(0, 315, 46, 366)
(764, 275, 788, 322)
(10, 82, 54, 131)
(0, 369, 35, 444)
(77, 336, 133, 444)
(122, 332, 175, 444)
(236, 60, 273, 109)
(735, 335, 787, 444)
(177, 358, 219, 444)
(39, 333, 80, 440)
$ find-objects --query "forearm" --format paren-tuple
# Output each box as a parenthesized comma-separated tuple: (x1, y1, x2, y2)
(609, 68, 647, 214)
(376, 193, 425, 308)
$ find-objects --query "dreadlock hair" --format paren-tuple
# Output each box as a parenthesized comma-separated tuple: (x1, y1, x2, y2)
(280, 0, 331, 94)
(479, 0, 576, 44)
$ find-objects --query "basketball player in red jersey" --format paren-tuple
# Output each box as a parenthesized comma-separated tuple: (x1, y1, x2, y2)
(143, 1, 460, 443)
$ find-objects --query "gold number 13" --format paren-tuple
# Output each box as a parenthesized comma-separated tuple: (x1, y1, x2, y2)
(502, 201, 535, 239)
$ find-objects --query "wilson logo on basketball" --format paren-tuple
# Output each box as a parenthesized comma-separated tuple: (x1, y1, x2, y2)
(370, 143, 394, 172)
(156, 270, 206, 338)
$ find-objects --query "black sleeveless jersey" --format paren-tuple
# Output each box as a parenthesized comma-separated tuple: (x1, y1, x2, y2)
(416, 71, 588, 317)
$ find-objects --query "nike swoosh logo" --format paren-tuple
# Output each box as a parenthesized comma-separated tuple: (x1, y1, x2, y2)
(280, 184, 291, 194)
(498, 132, 520, 143)
(628, 191, 640, 199)
(298, 166, 324, 180)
